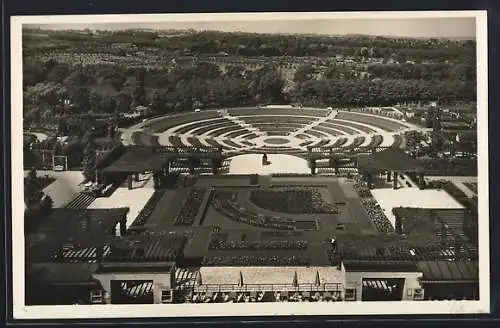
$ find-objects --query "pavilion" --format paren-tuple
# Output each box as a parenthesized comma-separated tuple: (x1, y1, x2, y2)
(98, 145, 224, 189)
(356, 148, 424, 189)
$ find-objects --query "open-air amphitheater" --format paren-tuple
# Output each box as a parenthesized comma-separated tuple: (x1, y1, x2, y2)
(123, 106, 427, 173)
(26, 105, 481, 305)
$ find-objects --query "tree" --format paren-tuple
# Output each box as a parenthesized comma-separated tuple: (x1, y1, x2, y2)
(224, 65, 245, 79)
(133, 69, 147, 106)
(24, 169, 43, 207)
(57, 117, 68, 136)
(72, 87, 90, 112)
(115, 93, 132, 113)
(251, 65, 285, 104)
(41, 195, 54, 212)
(293, 64, 315, 83)
(88, 91, 104, 113)
(82, 139, 96, 182)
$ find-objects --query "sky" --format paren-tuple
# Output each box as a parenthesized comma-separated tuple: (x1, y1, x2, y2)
(25, 17, 476, 39)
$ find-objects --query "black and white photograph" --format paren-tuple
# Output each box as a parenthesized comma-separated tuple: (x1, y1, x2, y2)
(11, 11, 489, 319)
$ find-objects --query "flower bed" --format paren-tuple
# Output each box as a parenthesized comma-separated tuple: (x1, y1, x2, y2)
(418, 159, 477, 176)
(212, 191, 299, 230)
(174, 188, 207, 226)
(202, 255, 309, 266)
(208, 232, 308, 250)
(130, 189, 167, 227)
(353, 176, 394, 233)
(249, 186, 337, 214)
(261, 230, 304, 237)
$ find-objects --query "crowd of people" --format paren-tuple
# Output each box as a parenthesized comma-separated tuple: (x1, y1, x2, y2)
(130, 189, 166, 227)
(208, 232, 308, 251)
(249, 186, 338, 214)
(212, 191, 297, 230)
(202, 255, 309, 266)
(353, 175, 395, 233)
(213, 197, 296, 230)
(174, 188, 207, 226)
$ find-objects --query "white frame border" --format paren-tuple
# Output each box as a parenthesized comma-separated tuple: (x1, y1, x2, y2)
(10, 10, 489, 319)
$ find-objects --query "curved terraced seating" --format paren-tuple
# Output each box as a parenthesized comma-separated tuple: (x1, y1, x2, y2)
(308, 139, 331, 148)
(365, 135, 384, 148)
(311, 125, 343, 136)
(324, 120, 376, 133)
(130, 108, 417, 157)
(336, 112, 407, 132)
(239, 116, 317, 125)
(168, 135, 186, 147)
(299, 140, 313, 147)
(225, 129, 253, 139)
(345, 136, 366, 149)
(266, 131, 290, 136)
(224, 140, 244, 148)
(186, 137, 205, 148)
(173, 118, 230, 134)
(240, 140, 255, 146)
(331, 138, 349, 148)
(259, 127, 300, 134)
(251, 123, 306, 129)
(228, 108, 329, 117)
(239, 133, 259, 140)
(143, 111, 221, 133)
(187, 122, 241, 136)
(252, 147, 302, 154)
(206, 125, 248, 137)
(205, 139, 231, 150)
(306, 130, 329, 138)
(319, 122, 360, 135)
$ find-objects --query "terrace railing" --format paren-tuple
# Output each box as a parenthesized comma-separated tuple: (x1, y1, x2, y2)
(193, 283, 343, 294)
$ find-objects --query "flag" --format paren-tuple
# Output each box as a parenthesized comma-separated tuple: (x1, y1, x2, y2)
(238, 271, 244, 287)
(292, 271, 298, 287)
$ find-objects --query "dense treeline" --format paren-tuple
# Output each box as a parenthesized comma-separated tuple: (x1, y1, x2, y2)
(24, 28, 475, 63)
(23, 29, 476, 123)
(23, 59, 476, 121)
(292, 78, 475, 107)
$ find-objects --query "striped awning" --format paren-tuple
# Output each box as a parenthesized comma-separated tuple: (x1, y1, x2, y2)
(123, 281, 153, 297)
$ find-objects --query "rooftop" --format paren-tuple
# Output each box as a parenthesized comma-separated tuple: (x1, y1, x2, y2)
(34, 208, 129, 241)
(198, 266, 343, 286)
(417, 261, 479, 282)
(357, 147, 422, 172)
(95, 261, 175, 274)
(99, 145, 223, 173)
(27, 263, 100, 284)
(342, 260, 419, 272)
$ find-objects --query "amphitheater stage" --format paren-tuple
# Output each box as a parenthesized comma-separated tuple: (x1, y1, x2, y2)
(370, 188, 465, 227)
(227, 154, 310, 175)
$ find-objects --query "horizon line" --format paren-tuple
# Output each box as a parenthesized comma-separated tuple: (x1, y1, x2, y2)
(24, 27, 476, 40)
